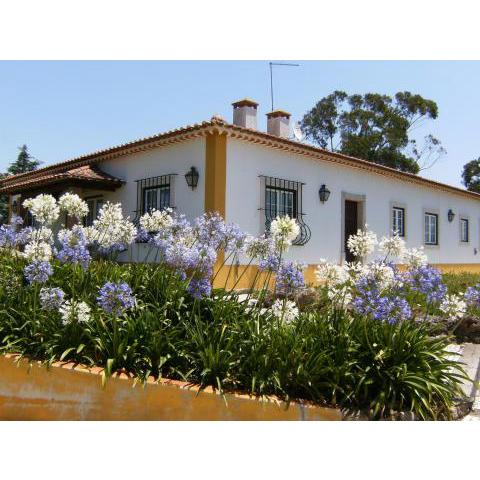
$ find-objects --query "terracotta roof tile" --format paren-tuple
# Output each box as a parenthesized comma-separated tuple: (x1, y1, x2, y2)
(0, 164, 124, 194)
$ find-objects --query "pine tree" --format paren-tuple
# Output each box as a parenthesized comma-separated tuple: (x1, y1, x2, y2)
(7, 145, 41, 175)
(0, 145, 41, 223)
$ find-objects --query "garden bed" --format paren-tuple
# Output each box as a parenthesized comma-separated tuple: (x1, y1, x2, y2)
(0, 354, 340, 420)
(0, 194, 477, 420)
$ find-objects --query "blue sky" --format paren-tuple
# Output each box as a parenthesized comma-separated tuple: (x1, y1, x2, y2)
(1, 61, 479, 187)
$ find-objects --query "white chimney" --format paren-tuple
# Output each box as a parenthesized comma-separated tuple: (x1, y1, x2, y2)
(232, 98, 258, 129)
(266, 110, 291, 138)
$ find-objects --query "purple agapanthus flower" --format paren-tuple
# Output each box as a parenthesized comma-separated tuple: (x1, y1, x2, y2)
(56, 244, 91, 269)
(187, 277, 212, 299)
(196, 245, 217, 277)
(135, 226, 152, 243)
(163, 242, 200, 275)
(353, 275, 412, 323)
(16, 226, 34, 246)
(406, 265, 447, 304)
(56, 226, 91, 269)
(224, 223, 247, 253)
(0, 223, 18, 248)
(259, 253, 281, 272)
(465, 284, 480, 307)
(193, 213, 227, 249)
(24, 261, 53, 284)
(39, 287, 65, 310)
(275, 261, 305, 296)
(97, 282, 136, 316)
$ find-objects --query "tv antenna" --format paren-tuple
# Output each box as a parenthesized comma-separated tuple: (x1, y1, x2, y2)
(269, 62, 300, 111)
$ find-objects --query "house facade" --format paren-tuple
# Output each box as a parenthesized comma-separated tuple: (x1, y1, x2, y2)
(2, 98, 480, 285)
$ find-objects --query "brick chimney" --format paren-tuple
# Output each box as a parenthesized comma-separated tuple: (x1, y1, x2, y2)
(232, 98, 258, 129)
(266, 110, 291, 138)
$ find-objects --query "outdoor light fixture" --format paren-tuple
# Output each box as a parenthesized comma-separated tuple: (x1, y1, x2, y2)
(318, 184, 331, 203)
(185, 166, 199, 190)
(448, 209, 455, 222)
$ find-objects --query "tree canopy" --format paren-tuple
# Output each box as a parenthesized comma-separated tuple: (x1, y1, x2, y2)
(0, 145, 41, 223)
(462, 158, 480, 193)
(7, 144, 41, 175)
(300, 91, 445, 174)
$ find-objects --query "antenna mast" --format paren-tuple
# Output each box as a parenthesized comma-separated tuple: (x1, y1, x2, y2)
(269, 61, 300, 111)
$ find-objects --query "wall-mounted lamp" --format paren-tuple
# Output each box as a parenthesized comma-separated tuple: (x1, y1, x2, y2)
(447, 209, 455, 222)
(185, 166, 199, 190)
(318, 184, 331, 203)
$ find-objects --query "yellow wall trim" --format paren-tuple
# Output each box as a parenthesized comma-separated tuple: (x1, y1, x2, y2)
(433, 263, 480, 274)
(212, 263, 480, 290)
(213, 263, 319, 290)
(204, 131, 227, 218)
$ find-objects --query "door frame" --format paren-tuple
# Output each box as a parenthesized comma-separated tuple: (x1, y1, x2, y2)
(341, 191, 366, 263)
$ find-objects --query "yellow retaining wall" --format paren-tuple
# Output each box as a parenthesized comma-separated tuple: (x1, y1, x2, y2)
(0, 355, 341, 421)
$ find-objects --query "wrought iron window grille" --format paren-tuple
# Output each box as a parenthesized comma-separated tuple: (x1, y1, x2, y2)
(133, 174, 177, 225)
(259, 175, 311, 246)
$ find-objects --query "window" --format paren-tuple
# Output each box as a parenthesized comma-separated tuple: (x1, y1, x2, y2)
(261, 175, 311, 245)
(84, 198, 104, 226)
(134, 174, 176, 224)
(143, 185, 170, 213)
(424, 212, 438, 245)
(392, 207, 405, 237)
(461, 218, 469, 242)
(265, 187, 296, 219)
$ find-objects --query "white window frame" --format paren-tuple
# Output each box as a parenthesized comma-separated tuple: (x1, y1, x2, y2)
(392, 206, 405, 237)
(460, 216, 470, 243)
(142, 184, 171, 214)
(424, 212, 438, 246)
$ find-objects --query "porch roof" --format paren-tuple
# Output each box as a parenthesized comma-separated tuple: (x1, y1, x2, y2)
(0, 164, 124, 195)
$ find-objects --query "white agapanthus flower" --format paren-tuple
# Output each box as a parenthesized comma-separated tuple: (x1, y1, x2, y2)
(327, 285, 353, 307)
(23, 241, 53, 262)
(59, 300, 91, 325)
(402, 247, 428, 268)
(58, 192, 89, 219)
(270, 299, 299, 323)
(367, 262, 395, 290)
(139, 208, 173, 232)
(244, 234, 273, 259)
(270, 215, 300, 250)
(83, 226, 99, 244)
(439, 294, 466, 319)
(379, 234, 406, 259)
(347, 226, 377, 259)
(91, 202, 137, 250)
(28, 226, 54, 244)
(315, 259, 349, 286)
(345, 261, 371, 280)
(22, 194, 60, 226)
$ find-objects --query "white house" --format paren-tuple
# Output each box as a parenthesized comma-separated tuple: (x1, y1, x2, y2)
(2, 98, 480, 285)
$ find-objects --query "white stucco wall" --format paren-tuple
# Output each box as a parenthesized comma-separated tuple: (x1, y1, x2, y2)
(78, 138, 205, 262)
(88, 137, 206, 221)
(226, 138, 480, 265)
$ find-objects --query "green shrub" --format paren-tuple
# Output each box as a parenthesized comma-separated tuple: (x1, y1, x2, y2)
(443, 272, 480, 295)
